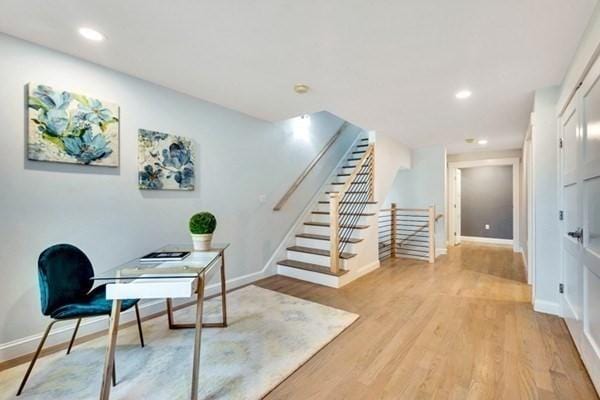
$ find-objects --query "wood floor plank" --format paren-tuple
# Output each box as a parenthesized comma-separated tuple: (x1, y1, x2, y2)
(257, 243, 599, 400)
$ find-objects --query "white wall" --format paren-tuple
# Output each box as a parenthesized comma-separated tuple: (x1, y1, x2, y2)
(559, 3, 600, 112)
(385, 145, 447, 254)
(447, 149, 522, 162)
(374, 132, 411, 203)
(532, 86, 561, 314)
(0, 34, 361, 356)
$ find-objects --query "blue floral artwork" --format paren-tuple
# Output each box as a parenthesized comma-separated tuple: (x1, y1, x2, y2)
(138, 129, 195, 191)
(27, 83, 119, 166)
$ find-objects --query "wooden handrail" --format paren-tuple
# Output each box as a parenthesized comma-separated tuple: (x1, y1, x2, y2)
(273, 122, 347, 211)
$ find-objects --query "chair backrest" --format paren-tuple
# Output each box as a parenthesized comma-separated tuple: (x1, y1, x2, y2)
(38, 244, 94, 316)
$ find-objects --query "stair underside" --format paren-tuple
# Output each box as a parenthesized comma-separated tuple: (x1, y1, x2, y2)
(296, 233, 363, 244)
(278, 259, 347, 276)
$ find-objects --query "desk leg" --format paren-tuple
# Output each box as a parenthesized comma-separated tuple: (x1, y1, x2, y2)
(191, 274, 205, 400)
(100, 300, 121, 400)
(167, 252, 228, 329)
(166, 298, 175, 329)
(219, 250, 227, 327)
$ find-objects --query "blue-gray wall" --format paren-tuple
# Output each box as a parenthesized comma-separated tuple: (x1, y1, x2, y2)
(0, 33, 360, 349)
(461, 166, 513, 239)
(386, 145, 447, 253)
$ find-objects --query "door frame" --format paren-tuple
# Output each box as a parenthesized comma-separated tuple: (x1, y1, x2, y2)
(447, 168, 462, 246)
(524, 119, 535, 287)
(447, 157, 521, 252)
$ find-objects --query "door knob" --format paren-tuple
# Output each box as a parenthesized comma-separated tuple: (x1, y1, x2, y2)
(567, 228, 583, 242)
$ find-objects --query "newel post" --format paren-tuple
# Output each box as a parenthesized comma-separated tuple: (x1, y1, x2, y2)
(329, 193, 340, 274)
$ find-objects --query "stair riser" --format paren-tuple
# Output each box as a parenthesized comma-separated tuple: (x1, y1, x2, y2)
(286, 250, 348, 267)
(295, 237, 360, 252)
(322, 193, 372, 202)
(340, 166, 358, 174)
(329, 181, 371, 192)
(304, 225, 367, 237)
(314, 203, 377, 213)
(311, 214, 369, 225)
(332, 175, 370, 184)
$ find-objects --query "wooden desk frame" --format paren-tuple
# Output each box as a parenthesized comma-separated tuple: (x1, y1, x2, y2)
(99, 249, 227, 400)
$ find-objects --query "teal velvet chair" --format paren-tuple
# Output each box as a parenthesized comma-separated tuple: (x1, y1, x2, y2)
(17, 244, 145, 396)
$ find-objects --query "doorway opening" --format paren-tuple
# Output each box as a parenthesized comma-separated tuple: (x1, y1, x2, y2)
(448, 158, 520, 252)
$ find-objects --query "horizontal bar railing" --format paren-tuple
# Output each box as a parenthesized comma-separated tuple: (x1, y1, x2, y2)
(378, 204, 442, 263)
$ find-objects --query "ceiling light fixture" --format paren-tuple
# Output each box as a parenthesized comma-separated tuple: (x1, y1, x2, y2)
(294, 84, 310, 94)
(465, 138, 475, 144)
(478, 139, 488, 145)
(455, 90, 472, 99)
(78, 27, 104, 42)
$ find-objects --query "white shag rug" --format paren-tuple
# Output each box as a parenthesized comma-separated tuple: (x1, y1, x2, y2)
(0, 285, 358, 400)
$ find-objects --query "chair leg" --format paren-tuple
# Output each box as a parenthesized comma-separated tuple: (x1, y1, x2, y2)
(134, 303, 145, 348)
(112, 359, 116, 387)
(17, 321, 57, 396)
(66, 318, 82, 355)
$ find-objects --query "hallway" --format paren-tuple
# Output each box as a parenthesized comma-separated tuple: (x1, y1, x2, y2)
(257, 245, 598, 399)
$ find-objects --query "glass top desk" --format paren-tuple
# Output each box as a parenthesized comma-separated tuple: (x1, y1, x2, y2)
(93, 244, 229, 400)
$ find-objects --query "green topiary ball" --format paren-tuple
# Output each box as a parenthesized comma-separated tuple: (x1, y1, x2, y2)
(189, 212, 217, 234)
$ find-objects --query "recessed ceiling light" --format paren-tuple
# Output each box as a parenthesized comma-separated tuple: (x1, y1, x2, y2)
(294, 84, 310, 94)
(455, 90, 472, 99)
(478, 139, 488, 145)
(78, 27, 104, 42)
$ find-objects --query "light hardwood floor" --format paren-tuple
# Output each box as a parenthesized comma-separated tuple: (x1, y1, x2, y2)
(256, 244, 599, 400)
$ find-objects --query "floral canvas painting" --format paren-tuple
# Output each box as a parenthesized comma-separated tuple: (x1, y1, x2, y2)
(27, 83, 119, 166)
(138, 129, 195, 191)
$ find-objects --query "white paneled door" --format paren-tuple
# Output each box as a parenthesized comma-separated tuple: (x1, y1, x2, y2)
(560, 54, 600, 392)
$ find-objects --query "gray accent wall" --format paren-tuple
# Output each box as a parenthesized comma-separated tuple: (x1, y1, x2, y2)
(461, 166, 513, 239)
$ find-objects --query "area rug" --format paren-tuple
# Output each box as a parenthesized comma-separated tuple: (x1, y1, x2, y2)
(0, 285, 358, 399)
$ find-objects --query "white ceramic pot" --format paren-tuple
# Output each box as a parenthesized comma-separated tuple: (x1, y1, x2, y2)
(191, 233, 213, 251)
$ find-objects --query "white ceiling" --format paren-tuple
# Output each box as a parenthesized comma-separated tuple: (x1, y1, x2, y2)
(0, 1, 596, 153)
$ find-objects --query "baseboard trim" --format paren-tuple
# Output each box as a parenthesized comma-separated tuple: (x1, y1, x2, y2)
(460, 236, 513, 247)
(0, 268, 274, 364)
(436, 248, 447, 257)
(533, 299, 561, 316)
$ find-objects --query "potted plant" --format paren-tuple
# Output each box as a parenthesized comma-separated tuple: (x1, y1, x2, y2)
(189, 212, 217, 251)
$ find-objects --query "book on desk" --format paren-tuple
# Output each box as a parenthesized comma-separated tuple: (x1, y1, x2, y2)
(139, 251, 190, 263)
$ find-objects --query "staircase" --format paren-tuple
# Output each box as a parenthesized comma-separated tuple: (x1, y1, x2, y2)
(276, 136, 380, 287)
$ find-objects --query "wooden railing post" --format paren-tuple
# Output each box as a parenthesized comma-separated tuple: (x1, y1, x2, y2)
(391, 203, 397, 258)
(428, 206, 435, 263)
(330, 193, 340, 274)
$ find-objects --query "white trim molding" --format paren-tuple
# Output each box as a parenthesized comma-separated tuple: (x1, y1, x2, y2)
(459, 236, 513, 247)
(534, 299, 561, 316)
(0, 268, 274, 364)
